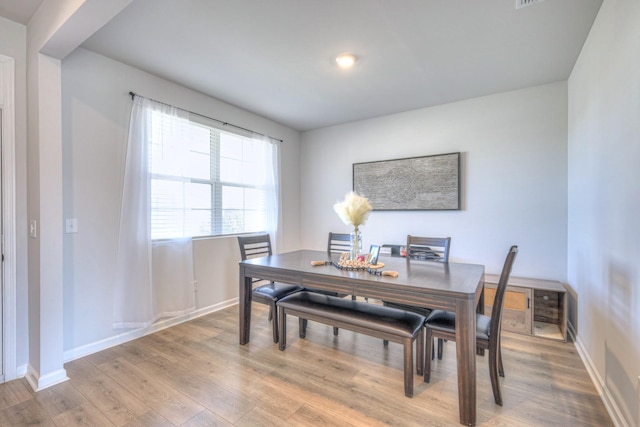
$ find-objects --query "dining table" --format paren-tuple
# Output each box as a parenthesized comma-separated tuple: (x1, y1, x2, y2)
(238, 249, 485, 426)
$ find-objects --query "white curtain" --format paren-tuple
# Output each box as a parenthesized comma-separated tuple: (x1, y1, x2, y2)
(151, 238, 195, 319)
(114, 96, 195, 329)
(254, 133, 281, 252)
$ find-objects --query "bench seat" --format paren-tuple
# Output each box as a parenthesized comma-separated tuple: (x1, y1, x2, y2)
(277, 291, 425, 397)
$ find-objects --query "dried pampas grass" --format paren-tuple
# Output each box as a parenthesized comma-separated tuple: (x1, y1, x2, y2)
(333, 192, 372, 228)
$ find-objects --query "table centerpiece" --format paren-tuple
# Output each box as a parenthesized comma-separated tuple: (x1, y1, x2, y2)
(333, 191, 372, 260)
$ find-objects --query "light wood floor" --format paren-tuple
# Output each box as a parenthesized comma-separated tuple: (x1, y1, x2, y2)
(0, 303, 613, 426)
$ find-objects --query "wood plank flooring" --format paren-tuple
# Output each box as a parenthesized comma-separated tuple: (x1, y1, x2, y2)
(0, 303, 613, 426)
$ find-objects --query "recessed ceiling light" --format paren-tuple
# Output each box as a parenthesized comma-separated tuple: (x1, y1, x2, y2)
(336, 53, 357, 69)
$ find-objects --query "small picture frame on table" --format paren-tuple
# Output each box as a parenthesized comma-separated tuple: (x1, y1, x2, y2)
(369, 245, 380, 265)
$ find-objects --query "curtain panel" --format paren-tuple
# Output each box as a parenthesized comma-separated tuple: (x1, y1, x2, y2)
(252, 133, 280, 252)
(114, 96, 195, 329)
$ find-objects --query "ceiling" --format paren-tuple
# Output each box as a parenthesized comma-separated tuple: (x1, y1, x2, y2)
(2, 0, 603, 131)
(0, 0, 43, 25)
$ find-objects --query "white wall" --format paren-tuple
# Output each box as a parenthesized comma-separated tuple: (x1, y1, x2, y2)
(568, 0, 640, 425)
(0, 16, 29, 375)
(300, 82, 568, 279)
(61, 47, 301, 353)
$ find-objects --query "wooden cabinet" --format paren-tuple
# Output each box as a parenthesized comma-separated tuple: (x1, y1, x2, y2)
(484, 284, 531, 335)
(484, 275, 567, 342)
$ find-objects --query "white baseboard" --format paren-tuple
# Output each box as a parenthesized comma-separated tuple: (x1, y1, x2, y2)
(63, 298, 238, 363)
(570, 322, 629, 427)
(16, 363, 28, 378)
(25, 364, 69, 391)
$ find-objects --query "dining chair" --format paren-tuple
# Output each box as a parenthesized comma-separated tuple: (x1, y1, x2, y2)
(327, 232, 351, 254)
(424, 245, 518, 406)
(327, 231, 364, 303)
(407, 235, 451, 262)
(383, 235, 452, 358)
(238, 234, 303, 343)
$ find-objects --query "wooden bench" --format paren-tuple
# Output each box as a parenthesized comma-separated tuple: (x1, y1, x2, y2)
(276, 291, 426, 397)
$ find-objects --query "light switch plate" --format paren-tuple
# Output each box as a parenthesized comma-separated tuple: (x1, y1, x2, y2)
(66, 218, 78, 233)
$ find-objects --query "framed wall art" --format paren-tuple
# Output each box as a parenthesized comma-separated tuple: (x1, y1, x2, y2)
(353, 152, 460, 211)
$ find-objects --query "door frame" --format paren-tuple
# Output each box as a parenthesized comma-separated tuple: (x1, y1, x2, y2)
(0, 55, 17, 383)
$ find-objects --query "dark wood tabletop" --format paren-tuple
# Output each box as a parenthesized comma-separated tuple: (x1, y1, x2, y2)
(239, 249, 485, 426)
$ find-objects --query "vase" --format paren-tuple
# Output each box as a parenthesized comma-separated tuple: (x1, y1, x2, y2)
(350, 228, 362, 260)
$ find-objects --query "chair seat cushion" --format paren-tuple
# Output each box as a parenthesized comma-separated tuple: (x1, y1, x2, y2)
(253, 282, 303, 301)
(425, 310, 492, 341)
(278, 291, 425, 338)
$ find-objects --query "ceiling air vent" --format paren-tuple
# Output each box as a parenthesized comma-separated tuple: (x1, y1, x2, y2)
(516, 0, 544, 9)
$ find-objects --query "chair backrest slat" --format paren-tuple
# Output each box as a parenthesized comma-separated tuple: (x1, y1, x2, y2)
(238, 234, 273, 261)
(328, 232, 351, 254)
(406, 235, 451, 262)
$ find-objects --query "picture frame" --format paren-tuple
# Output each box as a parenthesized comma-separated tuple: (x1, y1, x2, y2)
(368, 244, 380, 265)
(353, 152, 460, 210)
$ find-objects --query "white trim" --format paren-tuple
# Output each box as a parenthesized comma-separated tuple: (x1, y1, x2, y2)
(63, 299, 238, 363)
(567, 319, 577, 342)
(572, 327, 629, 427)
(16, 363, 27, 378)
(25, 364, 68, 391)
(0, 55, 17, 382)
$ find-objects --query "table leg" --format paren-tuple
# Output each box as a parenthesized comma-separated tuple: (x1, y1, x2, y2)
(239, 265, 252, 345)
(456, 297, 476, 426)
(477, 285, 485, 357)
(477, 285, 485, 316)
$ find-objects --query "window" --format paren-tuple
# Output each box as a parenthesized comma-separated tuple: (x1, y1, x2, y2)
(149, 110, 278, 239)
